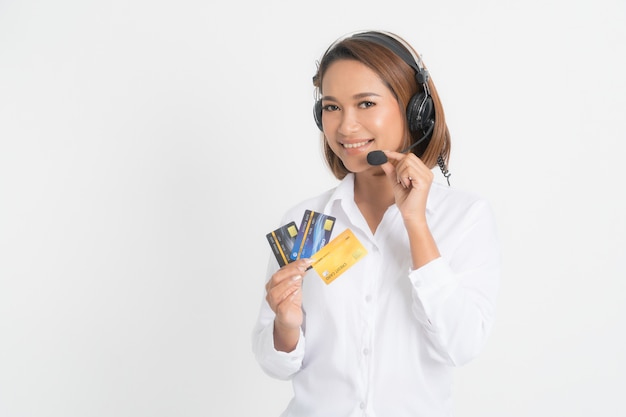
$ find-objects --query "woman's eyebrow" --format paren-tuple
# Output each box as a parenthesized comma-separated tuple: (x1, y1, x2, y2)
(321, 92, 382, 101)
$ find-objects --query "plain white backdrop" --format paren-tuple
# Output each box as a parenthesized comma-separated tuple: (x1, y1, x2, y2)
(1, 0, 624, 416)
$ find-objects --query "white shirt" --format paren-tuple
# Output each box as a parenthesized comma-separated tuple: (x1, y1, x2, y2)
(252, 174, 500, 417)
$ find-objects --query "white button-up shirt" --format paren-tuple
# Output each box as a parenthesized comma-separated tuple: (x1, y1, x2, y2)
(252, 173, 500, 417)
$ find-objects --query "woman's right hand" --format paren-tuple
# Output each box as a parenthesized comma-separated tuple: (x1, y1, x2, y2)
(265, 258, 312, 351)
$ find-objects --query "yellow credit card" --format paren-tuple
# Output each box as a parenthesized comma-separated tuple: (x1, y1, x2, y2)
(311, 228, 367, 285)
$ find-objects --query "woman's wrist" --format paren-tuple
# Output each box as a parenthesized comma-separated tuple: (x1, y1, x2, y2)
(273, 320, 300, 352)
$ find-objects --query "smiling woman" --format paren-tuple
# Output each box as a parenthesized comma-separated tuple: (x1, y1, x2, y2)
(252, 30, 501, 417)
(1, 2, 624, 416)
(312, 30, 451, 181)
(319, 59, 407, 174)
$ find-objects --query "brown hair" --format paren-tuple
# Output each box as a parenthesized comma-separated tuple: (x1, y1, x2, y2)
(312, 32, 451, 180)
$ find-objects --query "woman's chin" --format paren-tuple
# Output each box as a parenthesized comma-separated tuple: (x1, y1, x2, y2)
(343, 160, 385, 176)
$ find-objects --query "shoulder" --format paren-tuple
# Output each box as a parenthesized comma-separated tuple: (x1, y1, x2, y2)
(428, 181, 495, 222)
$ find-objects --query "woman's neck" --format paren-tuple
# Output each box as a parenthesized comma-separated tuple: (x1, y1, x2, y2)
(353, 170, 394, 233)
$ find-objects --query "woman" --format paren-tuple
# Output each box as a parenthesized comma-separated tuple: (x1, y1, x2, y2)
(252, 30, 500, 417)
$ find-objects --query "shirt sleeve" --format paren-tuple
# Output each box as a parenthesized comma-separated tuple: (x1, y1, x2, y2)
(408, 199, 501, 367)
(251, 257, 306, 380)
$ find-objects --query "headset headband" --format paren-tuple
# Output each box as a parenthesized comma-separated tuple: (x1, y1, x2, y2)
(320, 30, 429, 87)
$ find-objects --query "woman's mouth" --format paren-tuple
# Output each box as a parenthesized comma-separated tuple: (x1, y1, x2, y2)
(342, 140, 373, 149)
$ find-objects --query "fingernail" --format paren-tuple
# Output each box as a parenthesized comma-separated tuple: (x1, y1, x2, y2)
(298, 259, 315, 272)
(292, 275, 302, 281)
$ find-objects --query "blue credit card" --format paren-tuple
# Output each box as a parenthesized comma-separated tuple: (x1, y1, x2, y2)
(290, 210, 336, 261)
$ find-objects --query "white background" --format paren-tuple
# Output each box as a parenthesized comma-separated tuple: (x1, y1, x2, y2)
(1, 0, 624, 416)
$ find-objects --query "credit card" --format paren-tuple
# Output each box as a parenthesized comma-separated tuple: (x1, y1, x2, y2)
(266, 221, 299, 267)
(311, 228, 367, 285)
(290, 210, 336, 261)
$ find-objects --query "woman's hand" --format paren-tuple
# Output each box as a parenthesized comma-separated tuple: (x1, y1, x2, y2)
(379, 151, 440, 269)
(379, 151, 434, 224)
(265, 258, 312, 351)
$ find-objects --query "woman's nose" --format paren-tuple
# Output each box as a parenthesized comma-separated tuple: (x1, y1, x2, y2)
(337, 109, 360, 135)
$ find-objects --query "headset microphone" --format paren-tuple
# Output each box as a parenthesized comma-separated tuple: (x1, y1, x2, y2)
(366, 122, 434, 166)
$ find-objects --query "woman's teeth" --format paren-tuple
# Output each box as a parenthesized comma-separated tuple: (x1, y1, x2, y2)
(343, 140, 370, 149)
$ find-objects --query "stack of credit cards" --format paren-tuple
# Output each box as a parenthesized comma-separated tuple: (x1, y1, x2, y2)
(266, 210, 336, 266)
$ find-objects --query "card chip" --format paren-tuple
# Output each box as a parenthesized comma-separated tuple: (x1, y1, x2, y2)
(323, 219, 334, 231)
(287, 225, 298, 237)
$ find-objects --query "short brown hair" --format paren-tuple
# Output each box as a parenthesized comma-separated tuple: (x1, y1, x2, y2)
(312, 32, 451, 180)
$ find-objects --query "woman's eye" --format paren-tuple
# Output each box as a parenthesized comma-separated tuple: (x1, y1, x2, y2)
(322, 104, 339, 112)
(359, 101, 375, 109)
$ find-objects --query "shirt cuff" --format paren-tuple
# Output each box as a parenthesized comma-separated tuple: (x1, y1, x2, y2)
(408, 257, 460, 322)
(409, 256, 458, 287)
(257, 322, 305, 379)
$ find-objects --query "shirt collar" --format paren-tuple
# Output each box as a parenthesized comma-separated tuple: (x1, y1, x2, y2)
(322, 173, 353, 214)
(324, 172, 438, 215)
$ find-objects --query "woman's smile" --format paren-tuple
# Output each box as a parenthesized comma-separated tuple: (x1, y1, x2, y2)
(341, 139, 373, 149)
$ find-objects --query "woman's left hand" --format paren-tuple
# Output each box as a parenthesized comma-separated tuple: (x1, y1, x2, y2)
(379, 151, 433, 224)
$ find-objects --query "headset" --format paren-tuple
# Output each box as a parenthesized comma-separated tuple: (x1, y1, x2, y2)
(313, 31, 435, 146)
(312, 30, 451, 184)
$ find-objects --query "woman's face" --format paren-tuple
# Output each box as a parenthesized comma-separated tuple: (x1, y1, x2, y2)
(320, 59, 406, 174)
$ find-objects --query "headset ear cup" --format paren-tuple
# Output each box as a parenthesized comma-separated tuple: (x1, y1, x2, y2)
(406, 92, 434, 133)
(313, 100, 323, 131)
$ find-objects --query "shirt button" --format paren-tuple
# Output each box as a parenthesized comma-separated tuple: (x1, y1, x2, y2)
(365, 295, 372, 302)
(360, 402, 366, 409)
(363, 348, 370, 355)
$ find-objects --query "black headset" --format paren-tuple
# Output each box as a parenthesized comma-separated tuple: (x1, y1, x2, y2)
(313, 31, 435, 143)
